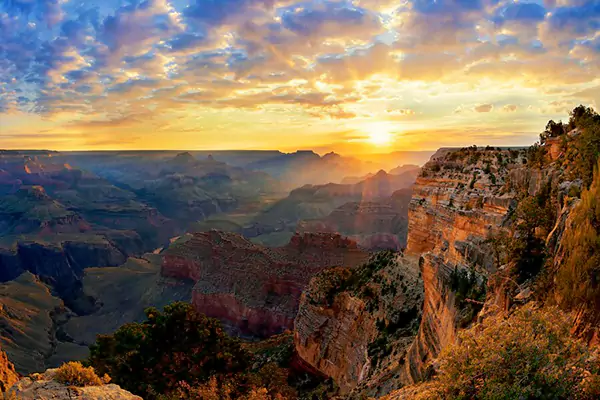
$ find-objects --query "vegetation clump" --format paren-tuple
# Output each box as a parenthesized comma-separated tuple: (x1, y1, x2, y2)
(449, 266, 486, 327)
(557, 161, 600, 311)
(432, 305, 600, 400)
(54, 362, 110, 387)
(89, 302, 300, 399)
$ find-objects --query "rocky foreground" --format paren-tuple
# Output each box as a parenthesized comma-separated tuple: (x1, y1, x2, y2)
(5, 368, 141, 400)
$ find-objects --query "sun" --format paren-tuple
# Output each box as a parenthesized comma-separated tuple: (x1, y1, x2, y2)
(367, 122, 394, 146)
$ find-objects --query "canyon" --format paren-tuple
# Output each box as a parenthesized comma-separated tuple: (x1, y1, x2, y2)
(161, 231, 370, 337)
(2, 123, 598, 399)
(292, 146, 532, 396)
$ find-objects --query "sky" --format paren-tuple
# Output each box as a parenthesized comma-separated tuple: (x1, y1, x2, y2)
(0, 0, 598, 153)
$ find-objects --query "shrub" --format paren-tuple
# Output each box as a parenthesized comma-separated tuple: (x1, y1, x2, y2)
(162, 363, 296, 400)
(54, 362, 110, 387)
(89, 302, 253, 398)
(570, 106, 600, 188)
(449, 267, 486, 327)
(432, 305, 600, 400)
(527, 143, 547, 168)
(506, 183, 556, 282)
(307, 267, 353, 307)
(469, 174, 477, 189)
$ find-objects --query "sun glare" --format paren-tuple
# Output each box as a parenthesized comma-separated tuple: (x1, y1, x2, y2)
(367, 123, 394, 146)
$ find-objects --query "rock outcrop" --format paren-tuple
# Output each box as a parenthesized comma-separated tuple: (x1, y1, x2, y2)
(0, 348, 18, 392)
(161, 231, 369, 337)
(0, 237, 127, 300)
(6, 368, 141, 399)
(400, 147, 525, 384)
(294, 253, 423, 396)
(291, 147, 528, 397)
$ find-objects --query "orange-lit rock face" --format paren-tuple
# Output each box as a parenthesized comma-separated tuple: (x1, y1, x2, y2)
(400, 255, 459, 383)
(293, 254, 423, 396)
(402, 147, 525, 384)
(294, 292, 377, 394)
(0, 348, 18, 392)
(161, 231, 369, 337)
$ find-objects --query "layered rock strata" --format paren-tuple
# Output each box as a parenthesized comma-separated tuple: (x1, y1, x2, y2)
(161, 231, 369, 337)
(400, 147, 525, 383)
(294, 253, 423, 396)
(0, 348, 18, 392)
(293, 147, 528, 396)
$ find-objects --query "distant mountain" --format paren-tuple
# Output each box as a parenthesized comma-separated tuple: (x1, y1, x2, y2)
(246, 150, 376, 188)
(298, 187, 413, 250)
(247, 169, 419, 246)
(342, 164, 420, 185)
(389, 164, 421, 175)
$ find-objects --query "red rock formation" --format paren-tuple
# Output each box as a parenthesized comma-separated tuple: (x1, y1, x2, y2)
(295, 292, 377, 393)
(161, 231, 369, 337)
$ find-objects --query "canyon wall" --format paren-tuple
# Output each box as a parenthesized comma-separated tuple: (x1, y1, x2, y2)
(161, 231, 369, 337)
(292, 147, 527, 396)
(400, 147, 523, 384)
(294, 254, 423, 396)
(0, 238, 127, 300)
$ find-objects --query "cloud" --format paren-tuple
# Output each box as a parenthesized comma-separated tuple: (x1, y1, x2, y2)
(496, 3, 547, 23)
(183, 0, 275, 26)
(569, 85, 600, 107)
(281, 1, 383, 38)
(1, 0, 600, 150)
(475, 104, 493, 112)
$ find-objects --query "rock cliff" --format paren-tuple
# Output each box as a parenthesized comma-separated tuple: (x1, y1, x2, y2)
(0, 237, 127, 302)
(0, 348, 18, 392)
(292, 147, 529, 396)
(6, 368, 141, 400)
(161, 231, 369, 337)
(400, 147, 526, 384)
(0, 272, 64, 374)
(294, 252, 423, 396)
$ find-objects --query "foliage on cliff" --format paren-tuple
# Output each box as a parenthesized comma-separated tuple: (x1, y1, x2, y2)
(429, 305, 600, 400)
(303, 251, 422, 373)
(535, 105, 600, 187)
(557, 161, 600, 311)
(489, 106, 599, 289)
(448, 266, 486, 327)
(89, 302, 300, 399)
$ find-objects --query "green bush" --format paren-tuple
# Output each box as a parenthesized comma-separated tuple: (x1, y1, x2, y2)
(569, 106, 600, 188)
(433, 305, 600, 400)
(89, 302, 253, 398)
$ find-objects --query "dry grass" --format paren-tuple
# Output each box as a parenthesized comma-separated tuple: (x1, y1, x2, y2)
(54, 362, 110, 387)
